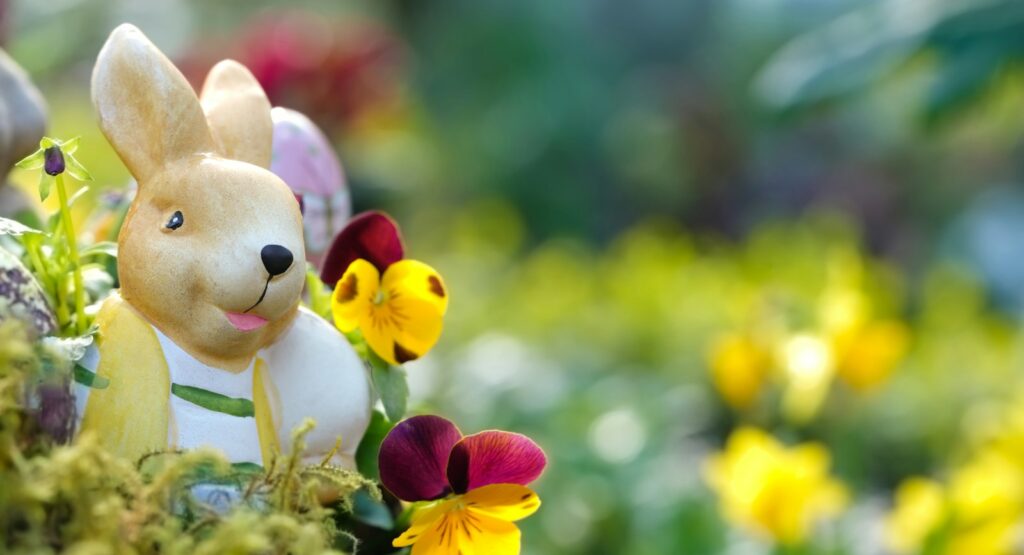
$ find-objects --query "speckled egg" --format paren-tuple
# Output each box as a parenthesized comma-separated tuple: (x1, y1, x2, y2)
(0, 246, 56, 336)
(270, 107, 351, 266)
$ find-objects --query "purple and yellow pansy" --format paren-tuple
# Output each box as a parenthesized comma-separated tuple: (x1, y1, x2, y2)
(378, 415, 546, 555)
(323, 212, 448, 366)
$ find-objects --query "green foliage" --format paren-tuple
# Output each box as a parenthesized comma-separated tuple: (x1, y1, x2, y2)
(7, 137, 108, 338)
(368, 354, 409, 424)
(757, 0, 1024, 122)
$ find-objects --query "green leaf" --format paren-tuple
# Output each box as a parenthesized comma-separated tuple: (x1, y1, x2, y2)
(38, 173, 52, 202)
(351, 489, 395, 529)
(369, 353, 409, 422)
(0, 217, 44, 236)
(355, 410, 393, 480)
(171, 384, 255, 417)
(67, 185, 90, 209)
(923, 43, 1005, 124)
(14, 148, 44, 170)
(73, 363, 110, 389)
(81, 241, 118, 259)
(61, 136, 80, 154)
(304, 265, 333, 319)
(64, 153, 93, 181)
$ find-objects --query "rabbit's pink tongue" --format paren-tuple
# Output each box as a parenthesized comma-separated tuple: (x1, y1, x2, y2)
(225, 312, 269, 331)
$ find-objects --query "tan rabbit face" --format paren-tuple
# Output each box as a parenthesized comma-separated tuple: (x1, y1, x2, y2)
(93, 25, 304, 370)
(119, 158, 305, 365)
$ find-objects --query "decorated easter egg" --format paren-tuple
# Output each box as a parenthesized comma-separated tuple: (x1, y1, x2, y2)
(0, 246, 56, 336)
(270, 107, 351, 265)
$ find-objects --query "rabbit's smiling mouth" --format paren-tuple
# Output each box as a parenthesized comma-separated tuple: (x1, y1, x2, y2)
(224, 275, 274, 331)
(243, 275, 273, 313)
(225, 311, 268, 332)
(220, 244, 298, 333)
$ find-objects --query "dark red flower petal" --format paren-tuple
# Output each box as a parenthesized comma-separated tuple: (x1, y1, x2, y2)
(378, 415, 462, 502)
(446, 430, 546, 494)
(320, 211, 404, 286)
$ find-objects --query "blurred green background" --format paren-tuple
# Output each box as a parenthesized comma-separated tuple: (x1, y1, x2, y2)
(8, 0, 1024, 553)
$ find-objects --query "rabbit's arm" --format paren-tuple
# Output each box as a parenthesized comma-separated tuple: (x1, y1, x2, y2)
(78, 293, 171, 460)
(260, 307, 373, 469)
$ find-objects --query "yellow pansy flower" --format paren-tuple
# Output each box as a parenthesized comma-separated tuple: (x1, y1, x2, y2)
(705, 427, 848, 546)
(332, 258, 448, 365)
(379, 415, 547, 555)
(322, 212, 448, 365)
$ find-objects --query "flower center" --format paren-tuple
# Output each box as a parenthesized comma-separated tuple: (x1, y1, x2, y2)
(372, 289, 387, 306)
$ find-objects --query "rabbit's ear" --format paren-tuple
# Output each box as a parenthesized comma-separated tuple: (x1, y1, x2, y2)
(91, 24, 215, 183)
(200, 60, 272, 168)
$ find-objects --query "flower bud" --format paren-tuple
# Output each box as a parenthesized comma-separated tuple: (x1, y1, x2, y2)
(43, 145, 65, 176)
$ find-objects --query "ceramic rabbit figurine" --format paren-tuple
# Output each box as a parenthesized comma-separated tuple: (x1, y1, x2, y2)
(0, 48, 47, 222)
(75, 24, 372, 468)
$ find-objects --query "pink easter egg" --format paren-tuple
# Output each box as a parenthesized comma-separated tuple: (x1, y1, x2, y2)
(270, 107, 351, 265)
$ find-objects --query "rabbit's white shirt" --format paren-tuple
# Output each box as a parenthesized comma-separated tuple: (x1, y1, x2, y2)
(76, 306, 372, 467)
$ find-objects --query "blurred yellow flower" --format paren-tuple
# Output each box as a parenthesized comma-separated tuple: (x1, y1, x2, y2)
(709, 279, 909, 421)
(332, 258, 448, 365)
(780, 333, 835, 424)
(884, 477, 946, 554)
(821, 287, 908, 392)
(708, 333, 772, 410)
(946, 452, 1024, 555)
(705, 427, 848, 546)
(885, 451, 1024, 555)
(819, 257, 909, 393)
(831, 320, 909, 391)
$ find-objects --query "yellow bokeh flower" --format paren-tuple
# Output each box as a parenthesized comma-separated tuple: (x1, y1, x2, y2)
(705, 427, 848, 546)
(832, 319, 909, 391)
(708, 332, 772, 410)
(884, 477, 946, 554)
(885, 451, 1024, 555)
(780, 333, 836, 424)
(332, 258, 448, 365)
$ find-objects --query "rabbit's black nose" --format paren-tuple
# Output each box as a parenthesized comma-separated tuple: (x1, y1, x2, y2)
(261, 245, 293, 277)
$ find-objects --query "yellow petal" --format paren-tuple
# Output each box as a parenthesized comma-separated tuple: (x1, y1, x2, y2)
(331, 258, 379, 333)
(361, 308, 401, 366)
(407, 507, 522, 555)
(456, 512, 522, 555)
(394, 499, 456, 548)
(463, 484, 541, 522)
(388, 295, 445, 363)
(410, 511, 461, 555)
(382, 259, 449, 315)
(365, 259, 448, 365)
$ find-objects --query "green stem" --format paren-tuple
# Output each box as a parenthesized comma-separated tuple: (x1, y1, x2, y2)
(55, 174, 87, 335)
(54, 273, 70, 328)
(24, 237, 55, 293)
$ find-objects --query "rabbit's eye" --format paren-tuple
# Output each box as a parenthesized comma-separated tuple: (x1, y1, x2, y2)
(166, 211, 184, 230)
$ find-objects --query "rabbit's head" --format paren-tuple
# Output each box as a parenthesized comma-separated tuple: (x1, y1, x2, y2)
(92, 25, 305, 370)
